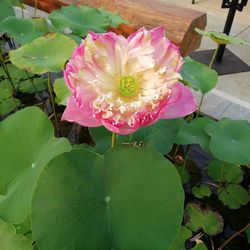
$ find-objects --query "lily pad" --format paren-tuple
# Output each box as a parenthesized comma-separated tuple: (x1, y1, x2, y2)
(192, 184, 211, 199)
(218, 184, 250, 209)
(184, 203, 223, 236)
(193, 242, 208, 250)
(0, 219, 32, 250)
(175, 117, 215, 152)
(49, 5, 111, 37)
(32, 144, 184, 250)
(0, 107, 71, 224)
(0, 17, 51, 44)
(195, 28, 250, 45)
(0, 63, 29, 80)
(206, 118, 250, 164)
(207, 160, 243, 184)
(169, 226, 192, 250)
(131, 119, 182, 154)
(9, 33, 77, 74)
(0, 84, 20, 116)
(181, 57, 218, 93)
(0, 0, 15, 23)
(98, 8, 128, 27)
(54, 77, 71, 106)
(18, 77, 47, 94)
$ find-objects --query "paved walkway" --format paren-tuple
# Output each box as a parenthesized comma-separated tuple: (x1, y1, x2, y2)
(163, 0, 250, 121)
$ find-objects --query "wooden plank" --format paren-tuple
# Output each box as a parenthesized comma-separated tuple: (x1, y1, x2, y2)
(24, 0, 207, 56)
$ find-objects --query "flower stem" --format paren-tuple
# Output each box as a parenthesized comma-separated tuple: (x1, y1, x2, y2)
(111, 133, 116, 148)
(196, 45, 219, 117)
(47, 72, 61, 135)
(218, 223, 250, 250)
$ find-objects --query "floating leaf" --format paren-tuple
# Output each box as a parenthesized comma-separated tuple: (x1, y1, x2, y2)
(181, 57, 218, 93)
(0, 84, 20, 115)
(206, 118, 250, 164)
(54, 77, 71, 106)
(49, 5, 111, 37)
(32, 145, 184, 250)
(195, 28, 250, 45)
(184, 203, 223, 235)
(175, 117, 215, 152)
(0, 219, 32, 250)
(98, 8, 128, 27)
(131, 119, 182, 154)
(0, 0, 15, 23)
(0, 17, 52, 44)
(169, 226, 192, 250)
(0, 63, 29, 80)
(176, 165, 190, 185)
(193, 242, 208, 250)
(18, 77, 47, 94)
(192, 184, 211, 199)
(0, 107, 71, 224)
(218, 184, 250, 209)
(207, 160, 243, 184)
(9, 33, 77, 74)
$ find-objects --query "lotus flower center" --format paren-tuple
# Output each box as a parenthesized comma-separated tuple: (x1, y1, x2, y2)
(119, 76, 138, 97)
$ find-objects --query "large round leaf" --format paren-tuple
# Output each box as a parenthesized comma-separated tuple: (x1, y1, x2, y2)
(32, 145, 184, 250)
(206, 118, 250, 164)
(0, 17, 52, 45)
(169, 226, 192, 250)
(0, 0, 15, 23)
(0, 219, 32, 250)
(175, 117, 215, 152)
(54, 77, 71, 106)
(9, 33, 77, 74)
(181, 57, 218, 94)
(0, 107, 71, 224)
(49, 5, 111, 37)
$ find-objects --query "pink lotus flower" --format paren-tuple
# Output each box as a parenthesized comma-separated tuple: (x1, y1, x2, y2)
(62, 27, 196, 134)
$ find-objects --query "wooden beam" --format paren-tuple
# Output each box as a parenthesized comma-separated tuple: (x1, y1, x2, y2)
(24, 0, 207, 56)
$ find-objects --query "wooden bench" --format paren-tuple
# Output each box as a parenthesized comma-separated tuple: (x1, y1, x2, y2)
(24, 0, 207, 56)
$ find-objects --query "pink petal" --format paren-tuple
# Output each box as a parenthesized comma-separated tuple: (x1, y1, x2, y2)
(101, 121, 139, 135)
(61, 96, 101, 127)
(160, 83, 197, 119)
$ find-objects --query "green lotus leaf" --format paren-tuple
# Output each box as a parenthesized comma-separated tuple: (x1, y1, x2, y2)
(54, 77, 71, 106)
(0, 63, 31, 80)
(206, 118, 250, 164)
(169, 226, 192, 250)
(7, 0, 22, 7)
(18, 77, 47, 94)
(32, 144, 184, 250)
(0, 219, 32, 250)
(218, 184, 250, 209)
(192, 184, 211, 199)
(0, 0, 15, 23)
(98, 8, 128, 27)
(175, 117, 215, 152)
(184, 203, 223, 236)
(0, 17, 52, 44)
(0, 107, 71, 224)
(207, 160, 243, 184)
(9, 33, 77, 74)
(49, 5, 111, 37)
(181, 57, 218, 93)
(0, 83, 20, 115)
(195, 28, 250, 45)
